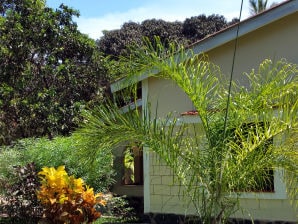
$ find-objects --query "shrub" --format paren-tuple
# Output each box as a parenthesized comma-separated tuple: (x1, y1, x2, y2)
(0, 146, 28, 194)
(37, 166, 105, 224)
(0, 163, 43, 223)
(0, 136, 115, 193)
(104, 194, 138, 223)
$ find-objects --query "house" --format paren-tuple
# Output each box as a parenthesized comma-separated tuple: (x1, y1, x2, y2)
(110, 0, 298, 222)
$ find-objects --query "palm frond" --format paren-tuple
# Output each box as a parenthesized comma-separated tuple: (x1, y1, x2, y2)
(75, 39, 298, 223)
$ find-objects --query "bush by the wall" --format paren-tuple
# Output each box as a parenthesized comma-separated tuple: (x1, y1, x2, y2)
(0, 136, 115, 193)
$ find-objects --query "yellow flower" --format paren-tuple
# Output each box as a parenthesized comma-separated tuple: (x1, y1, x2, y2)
(38, 166, 68, 189)
(59, 194, 69, 204)
(37, 165, 105, 223)
(82, 186, 95, 203)
(71, 176, 84, 194)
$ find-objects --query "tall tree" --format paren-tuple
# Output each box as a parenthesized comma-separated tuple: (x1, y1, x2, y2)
(97, 22, 143, 59)
(141, 19, 185, 46)
(75, 40, 298, 223)
(97, 15, 237, 59)
(182, 14, 228, 43)
(0, 0, 108, 145)
(249, 0, 268, 14)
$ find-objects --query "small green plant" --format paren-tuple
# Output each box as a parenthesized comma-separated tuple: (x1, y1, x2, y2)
(0, 146, 27, 194)
(99, 194, 138, 223)
(25, 137, 115, 192)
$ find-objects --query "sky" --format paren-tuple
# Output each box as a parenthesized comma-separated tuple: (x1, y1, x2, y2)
(46, 0, 282, 40)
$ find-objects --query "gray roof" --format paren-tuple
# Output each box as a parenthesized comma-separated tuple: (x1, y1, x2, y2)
(111, 0, 298, 93)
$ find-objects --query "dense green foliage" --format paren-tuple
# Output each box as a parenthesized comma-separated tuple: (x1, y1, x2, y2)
(97, 15, 238, 59)
(0, 1, 240, 146)
(0, 137, 115, 192)
(0, 0, 109, 145)
(75, 40, 298, 223)
(0, 1, 296, 222)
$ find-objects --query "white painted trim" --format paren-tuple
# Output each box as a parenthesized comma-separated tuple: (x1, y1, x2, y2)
(143, 146, 150, 213)
(237, 169, 287, 200)
(111, 73, 149, 93)
(142, 79, 151, 213)
(119, 98, 142, 113)
(111, 68, 159, 93)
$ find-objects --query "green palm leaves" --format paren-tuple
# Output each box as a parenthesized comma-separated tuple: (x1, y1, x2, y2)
(249, 0, 268, 14)
(75, 39, 298, 223)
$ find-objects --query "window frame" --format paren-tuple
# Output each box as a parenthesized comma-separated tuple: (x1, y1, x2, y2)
(177, 115, 288, 200)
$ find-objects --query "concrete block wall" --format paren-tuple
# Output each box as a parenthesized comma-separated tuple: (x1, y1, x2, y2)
(147, 152, 297, 222)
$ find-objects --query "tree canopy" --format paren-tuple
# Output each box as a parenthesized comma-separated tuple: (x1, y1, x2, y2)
(0, 1, 238, 145)
(0, 0, 108, 145)
(97, 15, 238, 59)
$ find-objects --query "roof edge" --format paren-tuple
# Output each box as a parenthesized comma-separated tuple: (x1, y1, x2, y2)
(191, 0, 297, 55)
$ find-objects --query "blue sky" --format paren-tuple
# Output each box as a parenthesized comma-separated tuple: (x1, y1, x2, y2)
(46, 0, 282, 40)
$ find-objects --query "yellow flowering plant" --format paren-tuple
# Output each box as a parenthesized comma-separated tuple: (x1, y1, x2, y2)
(37, 166, 105, 224)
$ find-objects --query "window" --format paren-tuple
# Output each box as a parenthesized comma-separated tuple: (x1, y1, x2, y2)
(114, 82, 142, 108)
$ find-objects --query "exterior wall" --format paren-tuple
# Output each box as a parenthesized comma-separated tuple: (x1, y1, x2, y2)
(144, 12, 298, 222)
(146, 13, 298, 119)
(148, 156, 297, 221)
(207, 13, 298, 86)
(147, 77, 194, 118)
(149, 152, 194, 214)
(146, 122, 297, 221)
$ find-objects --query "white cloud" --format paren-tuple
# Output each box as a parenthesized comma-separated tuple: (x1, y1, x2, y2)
(76, 7, 153, 39)
(76, 5, 192, 40)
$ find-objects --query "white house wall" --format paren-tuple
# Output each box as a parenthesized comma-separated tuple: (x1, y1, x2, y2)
(207, 13, 298, 86)
(147, 77, 194, 118)
(144, 11, 298, 222)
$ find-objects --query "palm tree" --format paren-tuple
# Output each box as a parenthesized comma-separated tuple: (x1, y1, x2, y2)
(249, 0, 268, 14)
(74, 40, 298, 223)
